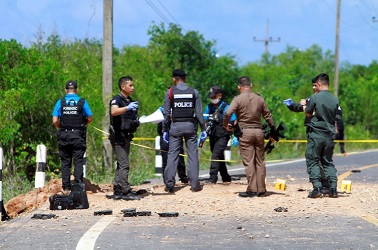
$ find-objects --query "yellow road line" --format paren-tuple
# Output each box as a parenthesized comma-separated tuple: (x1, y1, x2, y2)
(337, 163, 378, 185)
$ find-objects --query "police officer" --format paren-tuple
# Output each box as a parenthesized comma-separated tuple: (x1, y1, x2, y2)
(203, 86, 237, 184)
(224, 76, 276, 198)
(162, 69, 207, 193)
(108, 75, 141, 200)
(52, 80, 93, 192)
(283, 77, 331, 194)
(303, 73, 339, 198)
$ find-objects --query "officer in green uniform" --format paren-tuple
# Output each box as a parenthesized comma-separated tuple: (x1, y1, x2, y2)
(283, 77, 330, 194)
(303, 73, 340, 198)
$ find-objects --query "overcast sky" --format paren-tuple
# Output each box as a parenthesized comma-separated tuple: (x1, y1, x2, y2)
(1, 0, 378, 66)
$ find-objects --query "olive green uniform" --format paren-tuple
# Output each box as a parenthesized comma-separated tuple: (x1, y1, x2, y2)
(304, 90, 339, 189)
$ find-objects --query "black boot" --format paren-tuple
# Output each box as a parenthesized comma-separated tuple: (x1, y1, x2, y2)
(308, 187, 323, 198)
(329, 188, 338, 198)
(122, 192, 141, 201)
(106, 185, 123, 200)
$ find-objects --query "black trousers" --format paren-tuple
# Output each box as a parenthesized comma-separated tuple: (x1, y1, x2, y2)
(209, 135, 231, 182)
(58, 131, 86, 189)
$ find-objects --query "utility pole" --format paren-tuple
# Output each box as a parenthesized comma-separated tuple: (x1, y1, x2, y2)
(253, 19, 280, 54)
(102, 0, 113, 170)
(334, 0, 341, 97)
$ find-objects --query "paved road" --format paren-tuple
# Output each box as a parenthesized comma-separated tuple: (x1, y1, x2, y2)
(1, 150, 378, 250)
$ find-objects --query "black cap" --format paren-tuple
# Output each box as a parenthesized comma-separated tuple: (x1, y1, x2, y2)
(172, 69, 187, 77)
(207, 86, 222, 98)
(65, 80, 78, 89)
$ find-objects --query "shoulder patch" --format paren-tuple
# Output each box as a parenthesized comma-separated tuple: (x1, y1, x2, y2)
(111, 99, 116, 104)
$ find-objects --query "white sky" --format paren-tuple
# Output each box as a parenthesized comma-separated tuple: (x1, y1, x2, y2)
(1, 0, 378, 66)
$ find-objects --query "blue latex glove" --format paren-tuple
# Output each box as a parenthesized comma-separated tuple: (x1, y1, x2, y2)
(200, 131, 207, 141)
(126, 102, 138, 110)
(197, 138, 201, 146)
(231, 137, 239, 147)
(162, 131, 169, 144)
(283, 98, 293, 106)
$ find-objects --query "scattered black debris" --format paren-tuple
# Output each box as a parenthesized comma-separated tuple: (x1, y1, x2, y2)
(136, 211, 151, 216)
(121, 208, 137, 217)
(157, 212, 179, 217)
(135, 189, 148, 195)
(274, 207, 288, 212)
(351, 170, 361, 173)
(31, 214, 57, 220)
(297, 188, 306, 192)
(237, 226, 243, 229)
(123, 212, 137, 217)
(142, 180, 151, 184)
(94, 210, 113, 216)
(121, 208, 136, 213)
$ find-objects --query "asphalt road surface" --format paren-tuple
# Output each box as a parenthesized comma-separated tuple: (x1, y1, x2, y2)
(1, 150, 378, 250)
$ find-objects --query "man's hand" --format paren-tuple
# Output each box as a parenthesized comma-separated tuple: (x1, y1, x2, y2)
(269, 126, 280, 142)
(126, 102, 138, 111)
(163, 131, 169, 144)
(283, 98, 293, 106)
(225, 124, 233, 132)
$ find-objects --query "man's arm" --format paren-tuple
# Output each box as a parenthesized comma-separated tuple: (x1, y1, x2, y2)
(52, 116, 60, 129)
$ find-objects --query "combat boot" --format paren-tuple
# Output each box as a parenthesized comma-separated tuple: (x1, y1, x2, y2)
(308, 187, 322, 198)
(122, 192, 141, 201)
(329, 188, 338, 198)
(105, 185, 123, 200)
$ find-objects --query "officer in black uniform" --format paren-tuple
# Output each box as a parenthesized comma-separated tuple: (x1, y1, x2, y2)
(108, 75, 141, 200)
(203, 86, 237, 184)
(52, 80, 93, 192)
(162, 69, 207, 193)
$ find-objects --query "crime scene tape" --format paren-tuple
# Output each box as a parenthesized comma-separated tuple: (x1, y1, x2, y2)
(90, 126, 378, 163)
(90, 126, 239, 162)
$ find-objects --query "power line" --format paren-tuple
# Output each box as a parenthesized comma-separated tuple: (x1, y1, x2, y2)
(156, 0, 180, 25)
(145, 0, 171, 24)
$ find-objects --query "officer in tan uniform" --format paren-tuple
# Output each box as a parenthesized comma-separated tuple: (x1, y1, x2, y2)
(224, 76, 276, 197)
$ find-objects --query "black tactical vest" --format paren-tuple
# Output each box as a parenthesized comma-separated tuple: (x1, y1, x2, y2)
(209, 101, 230, 137)
(171, 86, 195, 122)
(109, 94, 139, 134)
(60, 98, 86, 129)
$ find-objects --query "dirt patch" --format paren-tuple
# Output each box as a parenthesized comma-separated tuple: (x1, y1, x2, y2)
(4, 176, 378, 221)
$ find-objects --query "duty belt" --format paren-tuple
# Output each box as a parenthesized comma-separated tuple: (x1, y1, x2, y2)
(242, 126, 261, 129)
(60, 128, 83, 132)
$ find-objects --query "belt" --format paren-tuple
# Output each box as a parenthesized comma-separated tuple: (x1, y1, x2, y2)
(60, 128, 82, 132)
(242, 126, 261, 129)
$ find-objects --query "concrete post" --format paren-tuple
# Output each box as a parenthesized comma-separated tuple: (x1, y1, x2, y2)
(35, 144, 46, 188)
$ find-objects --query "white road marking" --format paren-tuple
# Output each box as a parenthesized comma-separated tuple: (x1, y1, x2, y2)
(76, 216, 116, 250)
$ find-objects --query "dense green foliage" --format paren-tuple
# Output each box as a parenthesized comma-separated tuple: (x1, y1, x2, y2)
(0, 23, 377, 201)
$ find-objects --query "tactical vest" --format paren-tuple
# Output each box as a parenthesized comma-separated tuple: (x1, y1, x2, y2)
(109, 94, 139, 134)
(60, 98, 86, 129)
(209, 101, 230, 137)
(171, 86, 195, 122)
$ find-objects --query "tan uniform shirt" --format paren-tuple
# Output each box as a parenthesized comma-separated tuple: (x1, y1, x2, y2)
(224, 89, 274, 128)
